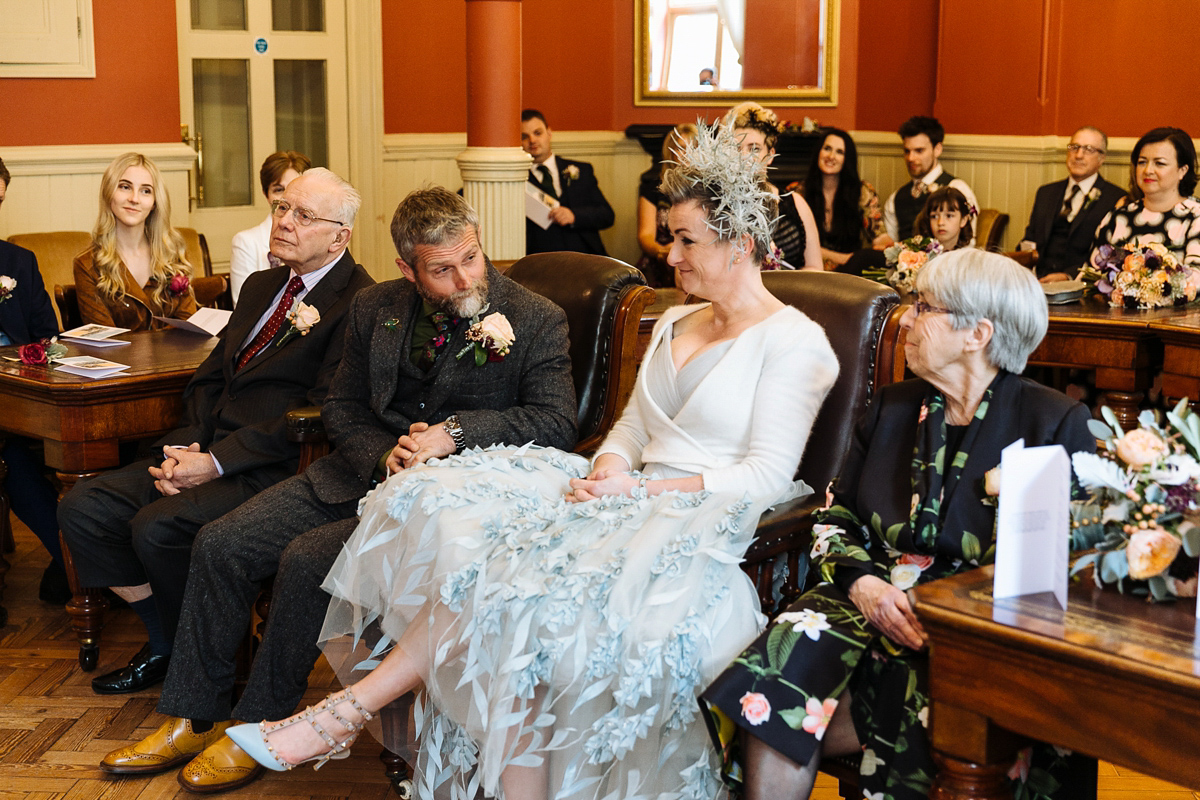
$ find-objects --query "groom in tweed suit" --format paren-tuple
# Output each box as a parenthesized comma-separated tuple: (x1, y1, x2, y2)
(99, 187, 578, 792)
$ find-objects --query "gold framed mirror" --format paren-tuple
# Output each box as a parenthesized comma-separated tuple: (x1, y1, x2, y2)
(634, 0, 839, 107)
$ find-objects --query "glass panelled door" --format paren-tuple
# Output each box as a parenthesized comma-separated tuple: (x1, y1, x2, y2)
(177, 0, 348, 273)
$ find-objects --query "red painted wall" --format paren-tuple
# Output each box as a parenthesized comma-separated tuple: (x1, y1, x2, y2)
(854, 0, 937, 133)
(0, 2, 180, 146)
(934, 0, 1200, 138)
(381, 1, 468, 133)
(742, 0, 821, 90)
(381, 0, 860, 135)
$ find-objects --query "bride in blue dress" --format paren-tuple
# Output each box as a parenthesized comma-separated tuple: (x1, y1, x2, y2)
(228, 123, 840, 800)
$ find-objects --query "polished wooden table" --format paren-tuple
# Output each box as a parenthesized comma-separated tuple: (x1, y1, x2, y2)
(912, 565, 1200, 797)
(0, 329, 217, 667)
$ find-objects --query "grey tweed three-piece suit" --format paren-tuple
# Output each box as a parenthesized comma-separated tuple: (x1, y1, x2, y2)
(157, 263, 578, 724)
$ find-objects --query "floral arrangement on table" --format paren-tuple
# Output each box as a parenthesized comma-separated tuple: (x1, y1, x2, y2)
(0, 275, 16, 304)
(876, 235, 944, 293)
(1078, 237, 1200, 309)
(457, 310, 514, 365)
(1069, 400, 1200, 600)
(18, 337, 68, 365)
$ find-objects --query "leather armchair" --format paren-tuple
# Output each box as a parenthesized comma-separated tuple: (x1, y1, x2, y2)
(741, 271, 905, 615)
(975, 209, 1010, 253)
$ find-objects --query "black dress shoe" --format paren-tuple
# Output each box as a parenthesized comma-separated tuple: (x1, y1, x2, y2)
(38, 562, 72, 604)
(92, 643, 171, 694)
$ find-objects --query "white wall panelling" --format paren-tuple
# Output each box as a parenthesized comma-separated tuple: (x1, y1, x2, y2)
(1, 133, 1147, 275)
(0, 142, 196, 240)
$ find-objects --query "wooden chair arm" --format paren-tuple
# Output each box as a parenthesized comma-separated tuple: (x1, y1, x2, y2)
(286, 406, 326, 444)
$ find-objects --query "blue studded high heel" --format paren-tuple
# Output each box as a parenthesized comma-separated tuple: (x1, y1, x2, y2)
(226, 687, 375, 772)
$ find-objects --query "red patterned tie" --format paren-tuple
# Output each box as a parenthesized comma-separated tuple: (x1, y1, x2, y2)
(237, 275, 305, 371)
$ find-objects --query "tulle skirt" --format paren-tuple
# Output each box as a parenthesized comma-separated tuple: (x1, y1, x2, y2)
(319, 444, 801, 800)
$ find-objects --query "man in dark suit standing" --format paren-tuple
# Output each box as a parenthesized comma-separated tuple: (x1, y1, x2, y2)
(58, 168, 374, 696)
(522, 108, 614, 255)
(98, 187, 577, 792)
(1018, 126, 1125, 282)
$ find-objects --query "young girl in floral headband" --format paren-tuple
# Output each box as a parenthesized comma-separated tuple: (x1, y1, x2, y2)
(916, 186, 975, 251)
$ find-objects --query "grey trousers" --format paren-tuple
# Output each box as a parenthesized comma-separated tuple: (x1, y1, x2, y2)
(58, 456, 292, 643)
(156, 471, 358, 723)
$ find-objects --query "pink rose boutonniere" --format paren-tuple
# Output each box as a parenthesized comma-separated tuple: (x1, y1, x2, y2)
(277, 301, 320, 346)
(457, 311, 515, 366)
(563, 164, 580, 185)
(168, 272, 190, 297)
(0, 275, 16, 304)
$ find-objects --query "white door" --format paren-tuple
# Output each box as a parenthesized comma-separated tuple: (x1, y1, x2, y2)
(176, 0, 349, 273)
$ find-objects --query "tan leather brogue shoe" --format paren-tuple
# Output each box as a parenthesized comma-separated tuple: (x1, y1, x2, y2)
(101, 717, 233, 774)
(177, 734, 265, 794)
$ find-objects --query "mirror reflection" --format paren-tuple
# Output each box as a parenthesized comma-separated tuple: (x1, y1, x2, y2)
(637, 0, 838, 106)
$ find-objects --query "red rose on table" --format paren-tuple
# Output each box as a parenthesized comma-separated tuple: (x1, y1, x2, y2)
(19, 342, 48, 365)
(168, 273, 190, 296)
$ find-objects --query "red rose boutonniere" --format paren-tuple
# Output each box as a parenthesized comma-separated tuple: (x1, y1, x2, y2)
(168, 273, 190, 297)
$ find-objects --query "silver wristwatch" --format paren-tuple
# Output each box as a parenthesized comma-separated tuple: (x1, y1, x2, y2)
(444, 414, 466, 453)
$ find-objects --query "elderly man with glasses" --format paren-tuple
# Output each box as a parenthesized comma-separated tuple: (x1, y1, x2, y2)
(1018, 126, 1126, 282)
(58, 168, 375, 696)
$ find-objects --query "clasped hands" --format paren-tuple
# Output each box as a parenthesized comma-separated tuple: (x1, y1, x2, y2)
(566, 466, 640, 503)
(148, 443, 219, 496)
(847, 574, 928, 651)
(385, 421, 456, 474)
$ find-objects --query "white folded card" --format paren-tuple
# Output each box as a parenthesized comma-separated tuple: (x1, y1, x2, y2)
(154, 307, 232, 337)
(54, 355, 130, 379)
(60, 323, 131, 346)
(525, 182, 558, 230)
(993, 439, 1071, 609)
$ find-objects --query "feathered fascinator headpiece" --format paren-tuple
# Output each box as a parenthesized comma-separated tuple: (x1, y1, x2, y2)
(659, 119, 777, 251)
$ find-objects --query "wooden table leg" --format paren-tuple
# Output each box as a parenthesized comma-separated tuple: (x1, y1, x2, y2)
(928, 702, 1019, 800)
(56, 471, 107, 671)
(930, 751, 1011, 800)
(1100, 390, 1144, 430)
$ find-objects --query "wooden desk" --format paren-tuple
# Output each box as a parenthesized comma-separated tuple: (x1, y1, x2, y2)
(1026, 297, 1196, 428)
(0, 330, 217, 667)
(912, 566, 1200, 797)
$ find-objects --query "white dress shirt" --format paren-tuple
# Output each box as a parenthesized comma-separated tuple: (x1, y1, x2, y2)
(883, 164, 980, 241)
(529, 154, 562, 197)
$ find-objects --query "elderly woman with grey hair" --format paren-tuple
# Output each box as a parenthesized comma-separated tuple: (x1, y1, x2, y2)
(702, 248, 1099, 800)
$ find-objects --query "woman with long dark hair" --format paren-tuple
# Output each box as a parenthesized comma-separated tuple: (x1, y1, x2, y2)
(799, 128, 885, 270)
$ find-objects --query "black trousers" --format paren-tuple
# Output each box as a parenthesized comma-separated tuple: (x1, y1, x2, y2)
(157, 471, 358, 723)
(57, 456, 293, 643)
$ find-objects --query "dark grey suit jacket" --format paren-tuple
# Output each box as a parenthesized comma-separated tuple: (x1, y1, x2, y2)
(166, 249, 375, 476)
(307, 264, 577, 504)
(1022, 175, 1124, 276)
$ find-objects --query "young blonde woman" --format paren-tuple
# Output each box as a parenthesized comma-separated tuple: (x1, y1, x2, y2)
(73, 152, 196, 330)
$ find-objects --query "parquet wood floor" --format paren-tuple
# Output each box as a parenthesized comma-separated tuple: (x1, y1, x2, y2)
(1, 517, 1193, 799)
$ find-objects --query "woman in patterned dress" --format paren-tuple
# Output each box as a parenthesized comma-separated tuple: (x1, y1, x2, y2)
(702, 249, 1099, 800)
(1091, 127, 1200, 270)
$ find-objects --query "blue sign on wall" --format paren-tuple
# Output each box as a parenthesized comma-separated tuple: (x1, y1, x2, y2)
(254, 38, 268, 54)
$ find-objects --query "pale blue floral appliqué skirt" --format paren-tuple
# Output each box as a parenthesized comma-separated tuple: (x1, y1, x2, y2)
(318, 445, 789, 800)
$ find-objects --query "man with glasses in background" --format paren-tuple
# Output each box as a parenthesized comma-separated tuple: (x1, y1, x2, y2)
(1018, 126, 1125, 282)
(59, 168, 374, 696)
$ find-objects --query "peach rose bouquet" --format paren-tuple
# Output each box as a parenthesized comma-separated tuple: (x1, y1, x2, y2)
(458, 310, 515, 366)
(881, 235, 944, 294)
(1070, 400, 1200, 600)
